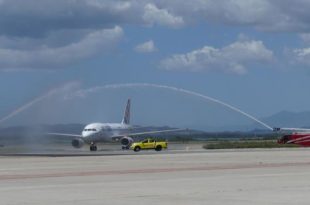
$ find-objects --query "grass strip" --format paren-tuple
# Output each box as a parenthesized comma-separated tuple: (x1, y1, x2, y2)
(203, 140, 299, 149)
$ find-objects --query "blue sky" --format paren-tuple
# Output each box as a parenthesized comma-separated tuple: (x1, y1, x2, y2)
(1, 0, 310, 130)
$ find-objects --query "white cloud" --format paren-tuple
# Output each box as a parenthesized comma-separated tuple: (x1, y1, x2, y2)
(292, 47, 310, 66)
(3, 0, 310, 71)
(143, 3, 184, 28)
(160, 40, 274, 74)
(134, 40, 157, 53)
(283, 35, 310, 68)
(2, 0, 310, 36)
(155, 0, 310, 32)
(0, 26, 123, 70)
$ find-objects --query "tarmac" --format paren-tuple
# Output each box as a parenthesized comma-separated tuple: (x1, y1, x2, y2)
(1, 146, 310, 205)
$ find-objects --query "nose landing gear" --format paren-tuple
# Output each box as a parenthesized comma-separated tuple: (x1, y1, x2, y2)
(90, 142, 97, 151)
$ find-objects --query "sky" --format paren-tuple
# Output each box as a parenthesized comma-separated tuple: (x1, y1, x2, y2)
(1, 0, 310, 130)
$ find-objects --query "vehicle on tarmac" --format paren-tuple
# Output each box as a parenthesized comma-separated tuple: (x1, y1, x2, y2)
(130, 138, 168, 152)
(274, 127, 310, 146)
(277, 132, 310, 146)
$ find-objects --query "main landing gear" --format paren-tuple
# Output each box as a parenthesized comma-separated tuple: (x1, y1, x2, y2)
(90, 142, 97, 151)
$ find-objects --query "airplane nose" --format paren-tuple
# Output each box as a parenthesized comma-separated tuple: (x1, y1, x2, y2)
(82, 131, 97, 138)
(82, 131, 91, 138)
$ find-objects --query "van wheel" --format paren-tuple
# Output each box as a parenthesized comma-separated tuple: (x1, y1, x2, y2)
(134, 146, 141, 152)
(155, 145, 162, 151)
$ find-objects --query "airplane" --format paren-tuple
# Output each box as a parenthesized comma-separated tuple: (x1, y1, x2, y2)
(48, 99, 184, 151)
(274, 127, 310, 146)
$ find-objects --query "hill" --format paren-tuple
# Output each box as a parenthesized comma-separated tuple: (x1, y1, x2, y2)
(261, 110, 310, 128)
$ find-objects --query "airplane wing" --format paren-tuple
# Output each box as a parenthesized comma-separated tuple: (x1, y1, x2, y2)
(111, 128, 187, 141)
(274, 127, 310, 133)
(46, 133, 82, 138)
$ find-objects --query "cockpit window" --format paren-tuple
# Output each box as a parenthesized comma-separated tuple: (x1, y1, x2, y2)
(84, 129, 97, 132)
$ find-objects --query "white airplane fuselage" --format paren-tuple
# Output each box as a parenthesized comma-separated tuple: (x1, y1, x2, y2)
(81, 122, 132, 143)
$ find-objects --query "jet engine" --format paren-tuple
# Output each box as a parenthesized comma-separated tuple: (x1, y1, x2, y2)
(120, 137, 134, 146)
(71, 138, 85, 148)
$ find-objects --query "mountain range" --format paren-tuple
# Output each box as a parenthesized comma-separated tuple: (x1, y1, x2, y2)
(260, 110, 310, 129)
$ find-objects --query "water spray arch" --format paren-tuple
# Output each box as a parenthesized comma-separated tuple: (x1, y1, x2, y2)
(75, 83, 273, 131)
(0, 82, 272, 130)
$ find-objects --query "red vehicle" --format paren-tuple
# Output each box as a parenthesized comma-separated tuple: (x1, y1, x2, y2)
(274, 127, 310, 146)
(278, 133, 310, 146)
